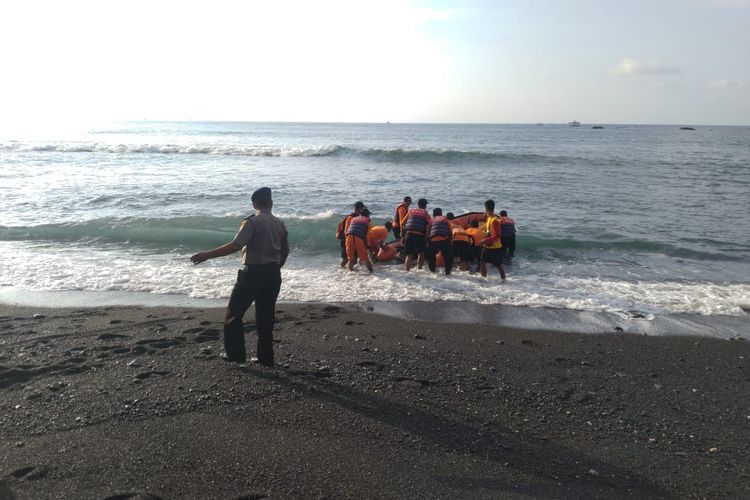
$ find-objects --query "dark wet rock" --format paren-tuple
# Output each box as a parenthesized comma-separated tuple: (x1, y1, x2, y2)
(356, 361, 386, 371)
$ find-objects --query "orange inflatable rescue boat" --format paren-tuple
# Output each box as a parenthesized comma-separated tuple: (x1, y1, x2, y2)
(374, 212, 485, 264)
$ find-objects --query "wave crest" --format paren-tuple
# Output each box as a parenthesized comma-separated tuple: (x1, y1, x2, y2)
(0, 216, 742, 262)
(1, 141, 571, 163)
(0, 142, 344, 157)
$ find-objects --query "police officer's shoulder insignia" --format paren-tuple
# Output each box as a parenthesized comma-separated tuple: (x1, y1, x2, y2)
(239, 215, 255, 231)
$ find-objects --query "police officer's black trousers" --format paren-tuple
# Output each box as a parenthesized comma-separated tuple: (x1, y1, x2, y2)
(223, 263, 281, 364)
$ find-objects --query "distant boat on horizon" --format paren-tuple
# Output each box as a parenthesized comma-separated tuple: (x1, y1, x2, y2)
(568, 120, 581, 127)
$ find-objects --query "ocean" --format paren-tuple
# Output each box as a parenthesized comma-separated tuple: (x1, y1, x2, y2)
(1, 121, 749, 337)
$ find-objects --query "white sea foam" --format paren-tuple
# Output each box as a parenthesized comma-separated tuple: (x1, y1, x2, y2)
(1, 243, 748, 319)
(0, 141, 343, 157)
(275, 209, 338, 220)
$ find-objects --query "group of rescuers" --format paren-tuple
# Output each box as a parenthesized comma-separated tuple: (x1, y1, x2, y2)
(189, 187, 518, 367)
(336, 196, 517, 279)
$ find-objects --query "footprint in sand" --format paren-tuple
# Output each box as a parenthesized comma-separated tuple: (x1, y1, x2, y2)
(133, 337, 185, 349)
(10, 466, 45, 480)
(96, 333, 130, 341)
(134, 370, 170, 380)
(10, 467, 35, 478)
(194, 329, 221, 343)
(102, 493, 165, 500)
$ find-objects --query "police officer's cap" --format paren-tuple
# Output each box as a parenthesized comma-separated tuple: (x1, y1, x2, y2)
(251, 187, 273, 205)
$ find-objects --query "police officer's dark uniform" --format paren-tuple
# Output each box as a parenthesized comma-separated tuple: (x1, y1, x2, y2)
(224, 187, 289, 366)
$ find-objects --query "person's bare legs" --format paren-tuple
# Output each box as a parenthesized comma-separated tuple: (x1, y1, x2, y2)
(497, 262, 506, 279)
(405, 254, 413, 272)
(480, 261, 487, 277)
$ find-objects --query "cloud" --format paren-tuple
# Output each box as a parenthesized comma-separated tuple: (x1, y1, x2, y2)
(708, 78, 749, 88)
(614, 58, 682, 76)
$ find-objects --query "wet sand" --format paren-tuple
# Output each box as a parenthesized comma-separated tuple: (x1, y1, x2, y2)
(1, 303, 748, 499)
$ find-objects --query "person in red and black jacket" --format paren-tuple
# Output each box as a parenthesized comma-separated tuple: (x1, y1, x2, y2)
(499, 210, 517, 260)
(426, 207, 453, 275)
(401, 198, 430, 272)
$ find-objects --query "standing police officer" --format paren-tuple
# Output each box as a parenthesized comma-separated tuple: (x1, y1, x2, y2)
(190, 187, 289, 366)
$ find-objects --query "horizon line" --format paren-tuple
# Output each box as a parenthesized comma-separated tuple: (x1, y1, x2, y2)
(104, 119, 750, 127)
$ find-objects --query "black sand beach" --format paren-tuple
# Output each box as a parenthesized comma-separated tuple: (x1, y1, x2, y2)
(1, 303, 748, 499)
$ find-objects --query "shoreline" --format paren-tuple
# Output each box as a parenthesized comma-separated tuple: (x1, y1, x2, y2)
(1, 302, 748, 499)
(1, 287, 748, 340)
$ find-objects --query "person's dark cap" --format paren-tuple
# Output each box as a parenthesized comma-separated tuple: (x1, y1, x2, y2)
(354, 201, 365, 210)
(251, 187, 273, 205)
(361, 208, 371, 217)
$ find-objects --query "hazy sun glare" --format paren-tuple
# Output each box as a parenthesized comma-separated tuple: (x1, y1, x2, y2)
(0, 0, 454, 124)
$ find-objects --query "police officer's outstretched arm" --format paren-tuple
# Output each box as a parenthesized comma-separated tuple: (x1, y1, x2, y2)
(190, 242, 241, 265)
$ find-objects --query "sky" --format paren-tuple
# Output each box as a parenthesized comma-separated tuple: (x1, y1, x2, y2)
(1, 0, 748, 125)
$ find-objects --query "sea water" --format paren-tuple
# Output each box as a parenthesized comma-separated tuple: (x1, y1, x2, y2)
(1, 121, 749, 336)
